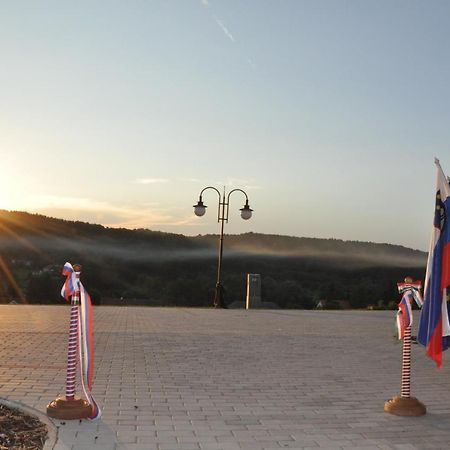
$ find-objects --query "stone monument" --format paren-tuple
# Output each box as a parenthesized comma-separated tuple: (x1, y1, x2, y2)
(246, 273, 262, 309)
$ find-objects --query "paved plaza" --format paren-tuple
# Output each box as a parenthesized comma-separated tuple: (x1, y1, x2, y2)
(2, 306, 450, 450)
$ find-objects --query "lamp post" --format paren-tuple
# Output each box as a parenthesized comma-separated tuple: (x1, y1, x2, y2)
(193, 186, 253, 308)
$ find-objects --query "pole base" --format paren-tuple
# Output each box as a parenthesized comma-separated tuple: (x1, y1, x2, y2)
(384, 395, 426, 416)
(214, 283, 226, 309)
(47, 397, 92, 420)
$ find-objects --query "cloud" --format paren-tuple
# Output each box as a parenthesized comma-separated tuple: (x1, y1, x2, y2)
(133, 178, 169, 185)
(200, 2, 257, 68)
(109, 214, 198, 230)
(200, 0, 235, 43)
(216, 178, 263, 190)
(213, 15, 236, 43)
(30, 195, 110, 211)
(25, 194, 197, 230)
(242, 184, 263, 191)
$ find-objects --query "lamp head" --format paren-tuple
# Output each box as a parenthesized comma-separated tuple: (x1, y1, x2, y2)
(240, 200, 253, 220)
(193, 199, 207, 217)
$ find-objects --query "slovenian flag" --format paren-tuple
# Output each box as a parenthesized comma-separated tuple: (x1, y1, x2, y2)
(397, 280, 423, 308)
(61, 262, 77, 301)
(396, 281, 422, 340)
(397, 291, 414, 340)
(418, 159, 450, 367)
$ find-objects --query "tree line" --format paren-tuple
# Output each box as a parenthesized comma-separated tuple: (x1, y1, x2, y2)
(0, 210, 426, 308)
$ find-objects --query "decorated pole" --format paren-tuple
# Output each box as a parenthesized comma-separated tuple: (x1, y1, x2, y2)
(47, 263, 101, 420)
(384, 277, 426, 416)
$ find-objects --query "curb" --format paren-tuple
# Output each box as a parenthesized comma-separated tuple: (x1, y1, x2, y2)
(0, 398, 58, 450)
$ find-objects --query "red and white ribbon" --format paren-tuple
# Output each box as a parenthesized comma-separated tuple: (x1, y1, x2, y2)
(62, 262, 101, 420)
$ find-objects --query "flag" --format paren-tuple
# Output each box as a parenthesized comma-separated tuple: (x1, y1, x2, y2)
(397, 280, 423, 308)
(61, 262, 77, 301)
(396, 281, 422, 340)
(397, 291, 413, 340)
(418, 159, 450, 367)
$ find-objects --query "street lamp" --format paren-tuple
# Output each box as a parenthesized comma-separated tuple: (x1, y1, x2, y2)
(193, 186, 253, 308)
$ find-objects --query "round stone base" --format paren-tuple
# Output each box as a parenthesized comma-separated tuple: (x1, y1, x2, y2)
(384, 395, 426, 416)
(47, 397, 92, 420)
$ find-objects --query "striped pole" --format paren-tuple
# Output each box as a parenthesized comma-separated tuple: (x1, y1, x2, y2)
(400, 325, 412, 399)
(65, 276, 80, 400)
(47, 264, 92, 420)
(384, 276, 426, 416)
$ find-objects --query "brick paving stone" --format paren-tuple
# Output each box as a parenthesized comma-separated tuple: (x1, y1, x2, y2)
(53, 445, 72, 450)
(3, 306, 450, 449)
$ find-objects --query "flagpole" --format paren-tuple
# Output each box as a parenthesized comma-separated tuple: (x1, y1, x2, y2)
(47, 264, 92, 420)
(384, 277, 426, 416)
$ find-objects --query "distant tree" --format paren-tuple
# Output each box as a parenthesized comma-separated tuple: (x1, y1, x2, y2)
(387, 300, 398, 310)
(26, 273, 60, 304)
(324, 299, 341, 310)
(89, 288, 102, 305)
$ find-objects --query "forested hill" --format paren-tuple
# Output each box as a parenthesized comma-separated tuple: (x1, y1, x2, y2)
(0, 210, 427, 308)
(0, 210, 197, 256)
(0, 210, 425, 266)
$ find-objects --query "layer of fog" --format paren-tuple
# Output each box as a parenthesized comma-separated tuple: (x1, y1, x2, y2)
(0, 234, 427, 268)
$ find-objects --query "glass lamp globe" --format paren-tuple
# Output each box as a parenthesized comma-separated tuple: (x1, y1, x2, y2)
(240, 203, 253, 220)
(194, 201, 207, 217)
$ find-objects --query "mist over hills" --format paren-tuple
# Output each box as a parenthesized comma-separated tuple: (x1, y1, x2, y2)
(0, 210, 426, 308)
(195, 233, 425, 268)
(0, 210, 425, 265)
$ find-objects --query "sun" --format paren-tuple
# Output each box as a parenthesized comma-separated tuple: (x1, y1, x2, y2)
(0, 167, 30, 211)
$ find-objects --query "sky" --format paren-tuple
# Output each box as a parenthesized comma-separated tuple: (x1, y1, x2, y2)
(1, 0, 449, 251)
